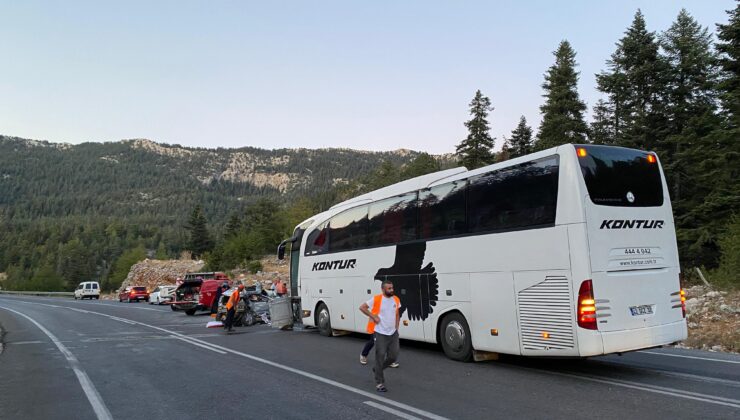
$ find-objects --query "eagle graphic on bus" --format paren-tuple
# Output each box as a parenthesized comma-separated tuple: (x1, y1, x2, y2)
(374, 242, 438, 321)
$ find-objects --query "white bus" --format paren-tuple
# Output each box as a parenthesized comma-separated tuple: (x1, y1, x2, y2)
(278, 144, 687, 361)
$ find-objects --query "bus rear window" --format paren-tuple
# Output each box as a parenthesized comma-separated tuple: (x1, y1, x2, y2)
(576, 145, 664, 207)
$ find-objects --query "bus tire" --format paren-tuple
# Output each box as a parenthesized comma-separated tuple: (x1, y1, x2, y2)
(316, 303, 332, 337)
(440, 312, 473, 362)
(185, 309, 196, 316)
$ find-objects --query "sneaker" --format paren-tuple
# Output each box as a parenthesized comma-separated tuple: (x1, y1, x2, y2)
(376, 384, 387, 393)
(389, 362, 399, 368)
(360, 355, 368, 365)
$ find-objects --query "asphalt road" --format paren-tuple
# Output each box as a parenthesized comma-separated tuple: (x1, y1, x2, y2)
(0, 295, 738, 420)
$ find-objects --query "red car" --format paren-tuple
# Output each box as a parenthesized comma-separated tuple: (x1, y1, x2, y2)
(119, 286, 150, 303)
(171, 276, 231, 315)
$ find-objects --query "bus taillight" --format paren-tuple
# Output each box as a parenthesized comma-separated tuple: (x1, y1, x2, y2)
(647, 153, 657, 163)
(577, 280, 597, 330)
(680, 289, 686, 318)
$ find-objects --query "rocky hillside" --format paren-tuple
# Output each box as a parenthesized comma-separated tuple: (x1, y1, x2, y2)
(118, 259, 205, 293)
(680, 286, 740, 353)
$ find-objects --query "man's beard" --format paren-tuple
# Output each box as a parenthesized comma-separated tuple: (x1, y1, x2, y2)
(383, 290, 394, 297)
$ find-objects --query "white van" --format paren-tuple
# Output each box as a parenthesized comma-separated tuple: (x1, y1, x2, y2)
(74, 281, 100, 300)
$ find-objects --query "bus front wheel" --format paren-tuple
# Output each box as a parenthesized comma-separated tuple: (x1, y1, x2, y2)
(440, 312, 473, 362)
(316, 303, 332, 337)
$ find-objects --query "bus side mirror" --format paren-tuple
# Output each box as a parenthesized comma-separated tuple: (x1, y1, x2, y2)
(277, 243, 286, 260)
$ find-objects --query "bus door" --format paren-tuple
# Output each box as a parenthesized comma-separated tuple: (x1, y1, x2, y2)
(278, 227, 305, 323)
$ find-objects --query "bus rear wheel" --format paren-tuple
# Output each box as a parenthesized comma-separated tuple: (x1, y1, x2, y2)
(316, 303, 332, 337)
(440, 312, 473, 362)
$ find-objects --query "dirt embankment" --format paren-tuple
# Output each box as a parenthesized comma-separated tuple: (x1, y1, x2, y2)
(116, 256, 290, 297)
(679, 286, 740, 353)
(117, 259, 205, 294)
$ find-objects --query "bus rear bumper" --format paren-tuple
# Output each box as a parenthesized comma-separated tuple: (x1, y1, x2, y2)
(597, 319, 688, 355)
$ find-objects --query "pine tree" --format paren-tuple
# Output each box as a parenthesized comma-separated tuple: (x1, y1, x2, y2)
(535, 40, 588, 150)
(508, 116, 534, 158)
(589, 99, 617, 144)
(595, 10, 669, 150)
(495, 137, 511, 162)
(401, 153, 440, 179)
(224, 213, 242, 239)
(686, 2, 740, 271)
(155, 241, 168, 260)
(456, 90, 495, 169)
(186, 205, 214, 259)
(717, 1, 740, 126)
(661, 9, 723, 267)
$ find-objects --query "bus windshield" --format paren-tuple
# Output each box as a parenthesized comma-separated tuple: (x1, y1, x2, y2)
(576, 145, 664, 207)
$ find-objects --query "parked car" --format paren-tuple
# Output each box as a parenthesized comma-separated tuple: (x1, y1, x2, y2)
(148, 285, 177, 305)
(74, 281, 100, 300)
(171, 277, 231, 315)
(119, 286, 149, 302)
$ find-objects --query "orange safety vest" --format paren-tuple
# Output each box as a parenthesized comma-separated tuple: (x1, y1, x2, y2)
(366, 294, 401, 334)
(225, 290, 241, 310)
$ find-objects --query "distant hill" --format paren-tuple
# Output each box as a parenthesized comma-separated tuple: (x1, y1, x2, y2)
(0, 135, 445, 222)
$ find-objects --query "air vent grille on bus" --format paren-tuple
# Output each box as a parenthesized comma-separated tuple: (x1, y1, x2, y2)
(517, 276, 575, 351)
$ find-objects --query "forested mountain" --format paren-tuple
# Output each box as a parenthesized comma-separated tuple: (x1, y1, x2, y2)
(0, 136, 427, 221)
(0, 136, 444, 291)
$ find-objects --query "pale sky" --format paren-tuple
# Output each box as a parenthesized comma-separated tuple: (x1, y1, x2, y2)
(0, 1, 734, 154)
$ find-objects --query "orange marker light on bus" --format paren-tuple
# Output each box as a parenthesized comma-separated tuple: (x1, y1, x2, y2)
(647, 154, 657, 163)
(577, 147, 588, 158)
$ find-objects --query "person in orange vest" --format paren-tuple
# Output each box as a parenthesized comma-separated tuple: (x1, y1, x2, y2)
(359, 279, 400, 392)
(223, 284, 244, 332)
(275, 278, 288, 297)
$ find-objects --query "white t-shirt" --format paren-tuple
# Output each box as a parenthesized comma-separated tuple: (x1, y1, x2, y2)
(366, 295, 398, 336)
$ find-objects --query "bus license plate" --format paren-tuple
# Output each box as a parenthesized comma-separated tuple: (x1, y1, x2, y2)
(630, 305, 653, 316)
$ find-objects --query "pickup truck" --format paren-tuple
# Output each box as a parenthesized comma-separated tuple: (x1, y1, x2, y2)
(171, 276, 231, 315)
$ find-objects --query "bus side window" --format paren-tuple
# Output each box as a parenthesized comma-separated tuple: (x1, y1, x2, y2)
(368, 192, 418, 246)
(468, 157, 559, 233)
(419, 181, 467, 239)
(329, 206, 368, 252)
(305, 222, 329, 255)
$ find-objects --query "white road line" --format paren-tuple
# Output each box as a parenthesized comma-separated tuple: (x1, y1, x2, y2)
(46, 305, 448, 420)
(79, 302, 165, 312)
(0, 305, 113, 420)
(547, 370, 740, 409)
(171, 335, 227, 354)
(69, 308, 90, 314)
(364, 401, 423, 420)
(596, 360, 740, 388)
(102, 315, 136, 325)
(6, 340, 45, 345)
(639, 350, 740, 365)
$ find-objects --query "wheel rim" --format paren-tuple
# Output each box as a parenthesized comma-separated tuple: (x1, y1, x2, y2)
(444, 320, 466, 352)
(318, 308, 330, 330)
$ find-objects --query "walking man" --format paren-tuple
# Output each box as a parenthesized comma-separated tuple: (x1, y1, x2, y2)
(359, 279, 400, 392)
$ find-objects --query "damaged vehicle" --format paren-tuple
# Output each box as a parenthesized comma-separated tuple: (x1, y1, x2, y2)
(216, 288, 271, 327)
